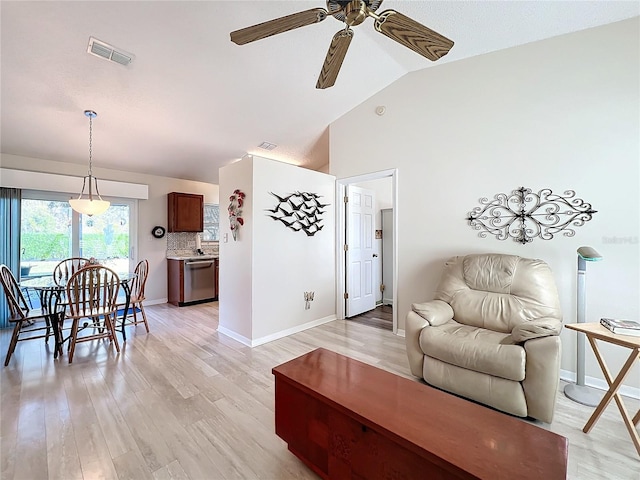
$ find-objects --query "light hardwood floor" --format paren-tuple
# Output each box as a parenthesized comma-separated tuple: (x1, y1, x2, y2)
(1, 302, 638, 479)
(348, 305, 393, 331)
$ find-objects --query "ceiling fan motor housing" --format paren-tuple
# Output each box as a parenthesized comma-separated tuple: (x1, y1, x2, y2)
(328, 0, 382, 23)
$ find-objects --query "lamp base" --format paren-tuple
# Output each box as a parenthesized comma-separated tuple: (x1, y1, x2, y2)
(564, 383, 603, 407)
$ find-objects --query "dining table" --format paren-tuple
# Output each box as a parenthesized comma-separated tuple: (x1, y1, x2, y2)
(20, 272, 137, 358)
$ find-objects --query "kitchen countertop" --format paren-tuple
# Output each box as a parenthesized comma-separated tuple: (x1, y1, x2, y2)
(167, 255, 219, 261)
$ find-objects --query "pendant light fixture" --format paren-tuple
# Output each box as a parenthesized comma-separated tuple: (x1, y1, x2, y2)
(69, 110, 110, 216)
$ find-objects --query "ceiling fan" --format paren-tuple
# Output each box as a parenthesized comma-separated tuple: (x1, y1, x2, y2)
(230, 0, 454, 89)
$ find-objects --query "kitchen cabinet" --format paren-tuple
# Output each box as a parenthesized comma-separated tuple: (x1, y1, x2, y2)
(168, 257, 218, 306)
(168, 192, 203, 232)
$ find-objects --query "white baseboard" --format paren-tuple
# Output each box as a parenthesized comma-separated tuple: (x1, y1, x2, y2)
(217, 315, 337, 348)
(216, 326, 252, 347)
(560, 369, 640, 400)
(145, 298, 168, 306)
(396, 328, 405, 338)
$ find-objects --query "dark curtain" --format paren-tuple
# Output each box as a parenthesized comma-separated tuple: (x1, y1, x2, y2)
(0, 187, 21, 328)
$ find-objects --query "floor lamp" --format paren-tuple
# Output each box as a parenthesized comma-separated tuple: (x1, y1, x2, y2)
(564, 246, 603, 406)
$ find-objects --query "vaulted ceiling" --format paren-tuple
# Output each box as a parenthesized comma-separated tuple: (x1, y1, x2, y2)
(1, 1, 638, 184)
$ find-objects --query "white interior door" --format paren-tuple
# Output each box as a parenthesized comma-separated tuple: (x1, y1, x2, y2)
(346, 185, 376, 317)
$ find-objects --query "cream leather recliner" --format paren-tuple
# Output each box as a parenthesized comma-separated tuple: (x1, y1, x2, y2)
(406, 253, 563, 423)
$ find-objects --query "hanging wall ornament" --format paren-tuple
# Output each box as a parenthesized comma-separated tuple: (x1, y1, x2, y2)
(228, 189, 245, 241)
(266, 191, 328, 236)
(466, 187, 597, 244)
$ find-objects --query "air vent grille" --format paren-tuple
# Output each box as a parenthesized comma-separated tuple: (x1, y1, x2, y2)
(258, 142, 277, 150)
(110, 50, 132, 66)
(90, 42, 112, 59)
(87, 37, 133, 66)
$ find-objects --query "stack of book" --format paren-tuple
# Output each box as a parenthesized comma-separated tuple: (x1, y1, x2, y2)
(600, 318, 640, 336)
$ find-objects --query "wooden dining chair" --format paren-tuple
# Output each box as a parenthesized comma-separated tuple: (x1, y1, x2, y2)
(117, 259, 150, 336)
(0, 264, 55, 366)
(52, 257, 90, 286)
(65, 265, 120, 363)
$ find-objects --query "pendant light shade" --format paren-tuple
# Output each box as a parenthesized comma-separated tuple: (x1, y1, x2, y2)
(68, 179, 110, 215)
(69, 110, 110, 216)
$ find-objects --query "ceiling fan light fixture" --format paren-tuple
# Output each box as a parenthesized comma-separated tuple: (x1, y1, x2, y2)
(69, 110, 110, 216)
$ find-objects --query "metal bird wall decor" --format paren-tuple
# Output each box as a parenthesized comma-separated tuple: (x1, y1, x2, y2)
(266, 191, 329, 236)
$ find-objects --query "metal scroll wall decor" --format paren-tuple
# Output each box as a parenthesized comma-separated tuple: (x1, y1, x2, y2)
(266, 191, 328, 236)
(466, 187, 597, 244)
(228, 189, 245, 241)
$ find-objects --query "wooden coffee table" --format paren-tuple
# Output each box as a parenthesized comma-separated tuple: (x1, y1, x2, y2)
(273, 348, 568, 480)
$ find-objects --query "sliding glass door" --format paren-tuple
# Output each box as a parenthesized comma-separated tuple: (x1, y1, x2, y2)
(20, 191, 137, 278)
(20, 196, 72, 278)
(79, 203, 131, 272)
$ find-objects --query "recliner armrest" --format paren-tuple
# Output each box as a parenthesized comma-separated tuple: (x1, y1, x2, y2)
(511, 318, 562, 342)
(411, 300, 454, 326)
(405, 311, 429, 377)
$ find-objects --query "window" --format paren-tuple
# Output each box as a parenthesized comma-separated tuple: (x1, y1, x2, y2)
(20, 191, 137, 277)
(202, 203, 219, 242)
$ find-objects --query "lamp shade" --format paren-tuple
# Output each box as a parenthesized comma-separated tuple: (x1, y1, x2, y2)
(577, 246, 602, 262)
(69, 198, 111, 216)
(68, 109, 110, 216)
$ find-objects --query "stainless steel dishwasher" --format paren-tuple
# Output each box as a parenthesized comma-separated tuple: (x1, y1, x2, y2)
(183, 258, 216, 304)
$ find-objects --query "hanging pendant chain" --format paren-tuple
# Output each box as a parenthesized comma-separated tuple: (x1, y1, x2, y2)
(88, 115, 93, 177)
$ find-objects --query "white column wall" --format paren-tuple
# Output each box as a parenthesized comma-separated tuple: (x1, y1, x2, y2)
(252, 157, 336, 340)
(218, 156, 336, 346)
(218, 157, 254, 340)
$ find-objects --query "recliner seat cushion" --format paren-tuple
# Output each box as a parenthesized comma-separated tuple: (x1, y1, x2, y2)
(423, 356, 528, 418)
(419, 320, 526, 381)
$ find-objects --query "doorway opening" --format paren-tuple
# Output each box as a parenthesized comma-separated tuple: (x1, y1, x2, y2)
(336, 169, 397, 333)
(348, 304, 393, 331)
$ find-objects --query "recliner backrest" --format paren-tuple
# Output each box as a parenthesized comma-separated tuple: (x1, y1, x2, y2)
(434, 253, 562, 333)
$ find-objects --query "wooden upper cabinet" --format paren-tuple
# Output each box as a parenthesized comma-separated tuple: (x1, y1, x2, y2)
(168, 192, 203, 232)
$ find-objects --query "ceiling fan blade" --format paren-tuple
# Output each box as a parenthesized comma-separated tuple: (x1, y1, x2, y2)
(373, 10, 453, 61)
(316, 29, 354, 90)
(230, 8, 328, 45)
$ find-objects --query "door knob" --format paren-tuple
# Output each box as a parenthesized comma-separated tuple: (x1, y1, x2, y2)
(373, 253, 378, 258)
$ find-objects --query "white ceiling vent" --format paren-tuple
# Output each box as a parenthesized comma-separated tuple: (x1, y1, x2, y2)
(87, 37, 133, 66)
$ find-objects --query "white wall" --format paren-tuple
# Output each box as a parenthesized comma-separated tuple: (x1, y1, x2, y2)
(329, 19, 639, 391)
(0, 154, 219, 303)
(218, 157, 254, 340)
(218, 155, 336, 346)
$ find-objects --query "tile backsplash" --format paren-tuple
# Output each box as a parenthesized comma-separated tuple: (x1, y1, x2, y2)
(166, 232, 219, 257)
